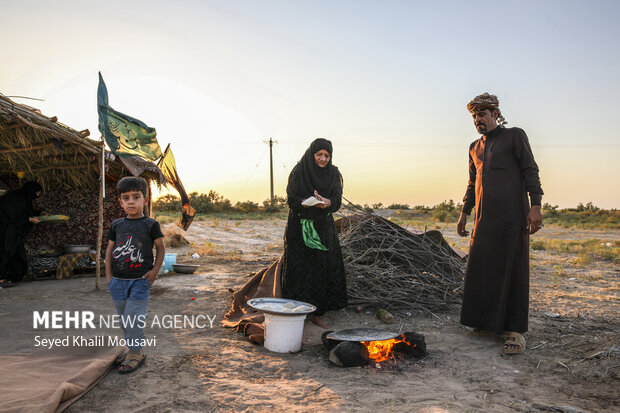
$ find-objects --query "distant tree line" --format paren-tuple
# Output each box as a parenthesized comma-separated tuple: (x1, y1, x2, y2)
(153, 191, 288, 214)
(542, 202, 619, 229)
(153, 192, 618, 228)
(355, 200, 463, 222)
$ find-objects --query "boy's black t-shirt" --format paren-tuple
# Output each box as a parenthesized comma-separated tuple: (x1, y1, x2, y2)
(107, 216, 164, 279)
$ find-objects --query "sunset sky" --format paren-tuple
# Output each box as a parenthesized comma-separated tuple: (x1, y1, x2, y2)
(2, 0, 619, 208)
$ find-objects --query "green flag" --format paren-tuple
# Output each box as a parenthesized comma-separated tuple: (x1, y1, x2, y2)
(97, 72, 162, 160)
(158, 144, 195, 230)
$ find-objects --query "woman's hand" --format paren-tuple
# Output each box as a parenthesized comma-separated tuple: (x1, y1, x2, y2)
(313, 190, 331, 209)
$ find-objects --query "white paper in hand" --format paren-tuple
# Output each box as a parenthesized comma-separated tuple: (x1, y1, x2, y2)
(302, 196, 326, 207)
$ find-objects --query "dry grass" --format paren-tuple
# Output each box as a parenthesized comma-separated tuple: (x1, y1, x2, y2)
(264, 242, 282, 252)
(225, 251, 243, 261)
(572, 253, 593, 266)
(191, 241, 222, 256)
(531, 238, 620, 264)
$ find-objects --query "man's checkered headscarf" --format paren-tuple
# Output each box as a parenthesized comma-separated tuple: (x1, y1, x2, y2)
(467, 92, 507, 126)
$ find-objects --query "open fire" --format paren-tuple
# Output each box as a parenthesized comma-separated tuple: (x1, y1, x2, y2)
(324, 330, 426, 367)
(363, 337, 406, 362)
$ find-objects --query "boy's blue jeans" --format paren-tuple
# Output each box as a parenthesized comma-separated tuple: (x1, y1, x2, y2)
(108, 278, 150, 353)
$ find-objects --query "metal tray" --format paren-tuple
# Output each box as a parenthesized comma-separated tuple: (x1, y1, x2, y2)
(37, 252, 62, 258)
(326, 328, 400, 342)
(247, 297, 317, 316)
(172, 264, 199, 274)
(36, 215, 70, 224)
(64, 244, 92, 254)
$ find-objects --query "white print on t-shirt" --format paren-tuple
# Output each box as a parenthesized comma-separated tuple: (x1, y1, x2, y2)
(113, 236, 145, 269)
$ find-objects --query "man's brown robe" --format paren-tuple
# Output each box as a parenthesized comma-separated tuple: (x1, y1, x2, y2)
(460, 126, 543, 333)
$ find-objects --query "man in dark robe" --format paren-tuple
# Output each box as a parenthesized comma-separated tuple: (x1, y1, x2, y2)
(457, 93, 543, 354)
(0, 181, 42, 287)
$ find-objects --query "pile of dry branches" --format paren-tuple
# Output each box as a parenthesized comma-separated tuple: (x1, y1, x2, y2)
(337, 210, 465, 313)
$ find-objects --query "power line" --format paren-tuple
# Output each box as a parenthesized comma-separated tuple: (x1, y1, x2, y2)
(272, 145, 288, 170)
(232, 145, 268, 201)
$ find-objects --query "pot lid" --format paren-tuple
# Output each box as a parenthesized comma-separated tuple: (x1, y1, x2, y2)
(326, 328, 400, 342)
(247, 297, 317, 316)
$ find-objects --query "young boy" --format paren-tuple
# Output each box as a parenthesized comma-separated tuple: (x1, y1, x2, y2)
(105, 177, 165, 374)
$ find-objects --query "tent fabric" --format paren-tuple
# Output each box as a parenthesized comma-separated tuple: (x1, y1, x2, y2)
(222, 255, 283, 343)
(118, 156, 166, 185)
(0, 345, 124, 413)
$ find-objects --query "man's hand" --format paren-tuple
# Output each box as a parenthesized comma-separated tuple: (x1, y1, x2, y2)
(29, 217, 41, 224)
(527, 206, 543, 235)
(313, 190, 331, 209)
(457, 213, 469, 237)
(142, 269, 158, 286)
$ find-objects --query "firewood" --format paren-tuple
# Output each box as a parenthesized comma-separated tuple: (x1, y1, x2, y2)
(394, 332, 427, 357)
(329, 342, 370, 367)
(321, 330, 342, 351)
(336, 207, 466, 312)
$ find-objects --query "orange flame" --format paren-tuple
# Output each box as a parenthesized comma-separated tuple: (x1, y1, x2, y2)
(362, 337, 404, 362)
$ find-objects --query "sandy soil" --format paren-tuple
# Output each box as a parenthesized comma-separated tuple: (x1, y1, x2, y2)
(0, 219, 618, 412)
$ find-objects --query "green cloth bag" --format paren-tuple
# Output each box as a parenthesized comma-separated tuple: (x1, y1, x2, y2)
(300, 219, 328, 251)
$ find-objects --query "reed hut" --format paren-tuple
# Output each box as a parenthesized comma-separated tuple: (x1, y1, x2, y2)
(0, 94, 164, 286)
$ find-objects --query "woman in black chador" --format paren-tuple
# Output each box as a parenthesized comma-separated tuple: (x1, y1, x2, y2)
(0, 181, 42, 287)
(282, 138, 347, 328)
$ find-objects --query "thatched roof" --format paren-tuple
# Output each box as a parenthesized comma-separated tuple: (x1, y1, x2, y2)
(0, 94, 162, 189)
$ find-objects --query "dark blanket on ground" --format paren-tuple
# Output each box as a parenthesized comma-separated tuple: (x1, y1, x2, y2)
(0, 345, 123, 413)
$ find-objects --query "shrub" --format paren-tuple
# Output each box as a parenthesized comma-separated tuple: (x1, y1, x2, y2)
(152, 194, 180, 211)
(235, 200, 259, 212)
(432, 200, 462, 223)
(263, 195, 287, 212)
(387, 203, 410, 210)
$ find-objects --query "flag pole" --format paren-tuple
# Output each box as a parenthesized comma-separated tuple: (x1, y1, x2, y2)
(95, 140, 105, 291)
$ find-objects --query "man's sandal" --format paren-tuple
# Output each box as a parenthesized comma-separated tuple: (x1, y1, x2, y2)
(114, 351, 128, 366)
(118, 353, 146, 374)
(503, 332, 526, 355)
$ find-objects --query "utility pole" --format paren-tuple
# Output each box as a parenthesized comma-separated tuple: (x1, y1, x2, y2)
(263, 138, 278, 201)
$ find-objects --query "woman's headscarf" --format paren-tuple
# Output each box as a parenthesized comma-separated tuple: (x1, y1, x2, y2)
(20, 181, 42, 201)
(288, 138, 342, 198)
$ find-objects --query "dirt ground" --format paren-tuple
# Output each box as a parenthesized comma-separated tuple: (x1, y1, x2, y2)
(0, 218, 618, 412)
